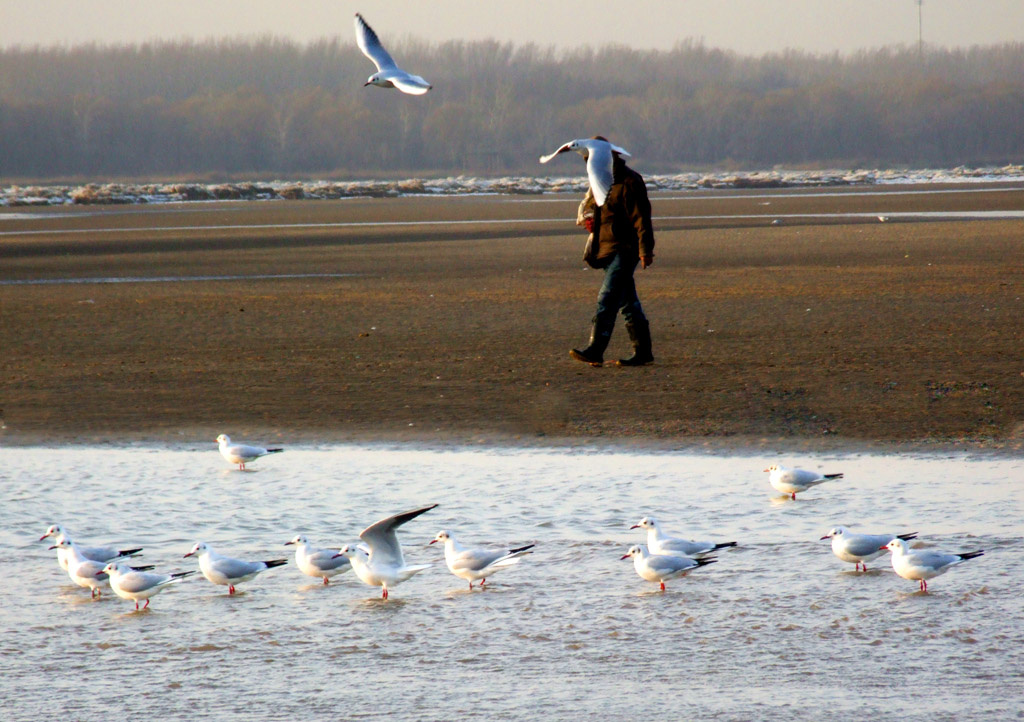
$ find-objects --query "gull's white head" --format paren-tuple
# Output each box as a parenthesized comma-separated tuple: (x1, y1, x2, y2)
(184, 542, 210, 558)
(40, 523, 66, 541)
(49, 537, 74, 551)
(430, 530, 453, 545)
(882, 538, 908, 554)
(630, 517, 657, 531)
(365, 72, 387, 88)
(334, 543, 366, 560)
(216, 434, 230, 445)
(763, 464, 781, 473)
(620, 544, 646, 560)
(820, 526, 849, 540)
(285, 534, 309, 547)
(98, 561, 128, 577)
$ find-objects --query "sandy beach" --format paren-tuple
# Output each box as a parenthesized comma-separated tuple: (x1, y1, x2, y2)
(2, 184, 1023, 449)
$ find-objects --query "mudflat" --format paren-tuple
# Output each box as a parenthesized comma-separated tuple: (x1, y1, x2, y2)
(2, 184, 1023, 449)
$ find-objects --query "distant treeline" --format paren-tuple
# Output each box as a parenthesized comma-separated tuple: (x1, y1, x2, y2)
(2, 38, 1024, 180)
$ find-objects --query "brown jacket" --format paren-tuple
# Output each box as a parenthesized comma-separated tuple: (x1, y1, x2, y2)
(592, 158, 655, 267)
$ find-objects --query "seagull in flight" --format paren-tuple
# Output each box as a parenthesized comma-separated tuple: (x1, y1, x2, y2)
(355, 13, 432, 95)
(539, 137, 631, 206)
(334, 504, 437, 599)
(430, 530, 535, 590)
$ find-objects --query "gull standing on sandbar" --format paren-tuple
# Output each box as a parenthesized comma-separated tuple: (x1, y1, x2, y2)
(285, 534, 353, 585)
(820, 526, 918, 571)
(630, 516, 737, 557)
(99, 562, 196, 610)
(184, 542, 287, 594)
(355, 13, 432, 95)
(334, 504, 437, 599)
(621, 544, 717, 591)
(430, 530, 535, 590)
(216, 433, 283, 470)
(880, 538, 984, 591)
(764, 463, 844, 499)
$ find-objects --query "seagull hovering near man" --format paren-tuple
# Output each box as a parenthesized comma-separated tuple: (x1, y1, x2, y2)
(539, 137, 631, 206)
(354, 13, 432, 95)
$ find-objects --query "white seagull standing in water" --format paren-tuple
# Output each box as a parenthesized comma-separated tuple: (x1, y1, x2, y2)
(216, 433, 283, 470)
(880, 537, 984, 592)
(99, 562, 196, 610)
(430, 530, 535, 590)
(820, 526, 918, 572)
(40, 524, 142, 572)
(285, 534, 353, 585)
(354, 13, 432, 95)
(621, 544, 717, 591)
(50, 538, 151, 598)
(539, 137, 631, 207)
(184, 542, 287, 594)
(630, 516, 737, 558)
(764, 463, 844, 499)
(334, 504, 437, 599)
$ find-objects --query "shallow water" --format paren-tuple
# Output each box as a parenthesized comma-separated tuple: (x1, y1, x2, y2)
(2, 444, 1022, 720)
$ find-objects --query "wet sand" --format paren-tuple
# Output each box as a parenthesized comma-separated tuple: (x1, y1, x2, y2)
(2, 184, 1023, 449)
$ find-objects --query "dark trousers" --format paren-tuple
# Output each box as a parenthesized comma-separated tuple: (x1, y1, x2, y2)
(594, 252, 647, 340)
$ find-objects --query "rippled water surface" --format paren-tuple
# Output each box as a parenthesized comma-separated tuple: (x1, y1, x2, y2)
(2, 444, 1022, 720)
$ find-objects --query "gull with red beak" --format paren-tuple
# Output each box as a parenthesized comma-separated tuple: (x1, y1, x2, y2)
(539, 137, 631, 207)
(820, 526, 918, 571)
(621, 544, 717, 591)
(333, 504, 437, 599)
(285, 534, 352, 585)
(430, 530, 534, 590)
(40, 523, 142, 572)
(355, 13, 432, 95)
(184, 542, 287, 595)
(99, 562, 196, 610)
(630, 516, 736, 558)
(880, 537, 984, 592)
(764, 463, 844, 500)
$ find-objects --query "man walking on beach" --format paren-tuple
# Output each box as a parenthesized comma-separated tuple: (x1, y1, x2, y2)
(570, 141, 655, 367)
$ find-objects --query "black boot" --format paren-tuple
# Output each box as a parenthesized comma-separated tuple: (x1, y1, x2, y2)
(617, 319, 654, 366)
(570, 318, 612, 367)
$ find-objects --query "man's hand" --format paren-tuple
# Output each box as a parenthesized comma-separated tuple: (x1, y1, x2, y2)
(641, 255, 654, 269)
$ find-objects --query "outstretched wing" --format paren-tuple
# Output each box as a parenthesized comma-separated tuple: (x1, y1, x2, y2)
(390, 73, 432, 95)
(360, 504, 438, 567)
(539, 140, 576, 164)
(585, 142, 615, 207)
(354, 13, 397, 71)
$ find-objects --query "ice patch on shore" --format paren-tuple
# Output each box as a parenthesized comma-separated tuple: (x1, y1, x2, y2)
(3, 165, 1023, 207)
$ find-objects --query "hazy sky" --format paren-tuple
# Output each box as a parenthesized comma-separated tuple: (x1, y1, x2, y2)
(2, 1, 1023, 55)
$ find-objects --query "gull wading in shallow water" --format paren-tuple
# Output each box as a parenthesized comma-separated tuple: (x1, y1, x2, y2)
(630, 516, 737, 558)
(40, 524, 142, 572)
(539, 137, 631, 207)
(285, 534, 353, 585)
(880, 537, 984, 591)
(820, 526, 918, 572)
(621, 544, 717, 591)
(334, 504, 437, 599)
(99, 562, 196, 610)
(50, 538, 152, 597)
(430, 530, 535, 590)
(216, 433, 283, 470)
(764, 463, 844, 500)
(185, 542, 287, 594)
(354, 13, 432, 95)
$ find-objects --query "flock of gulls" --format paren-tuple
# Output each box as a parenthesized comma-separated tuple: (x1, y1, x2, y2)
(38, 435, 986, 610)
